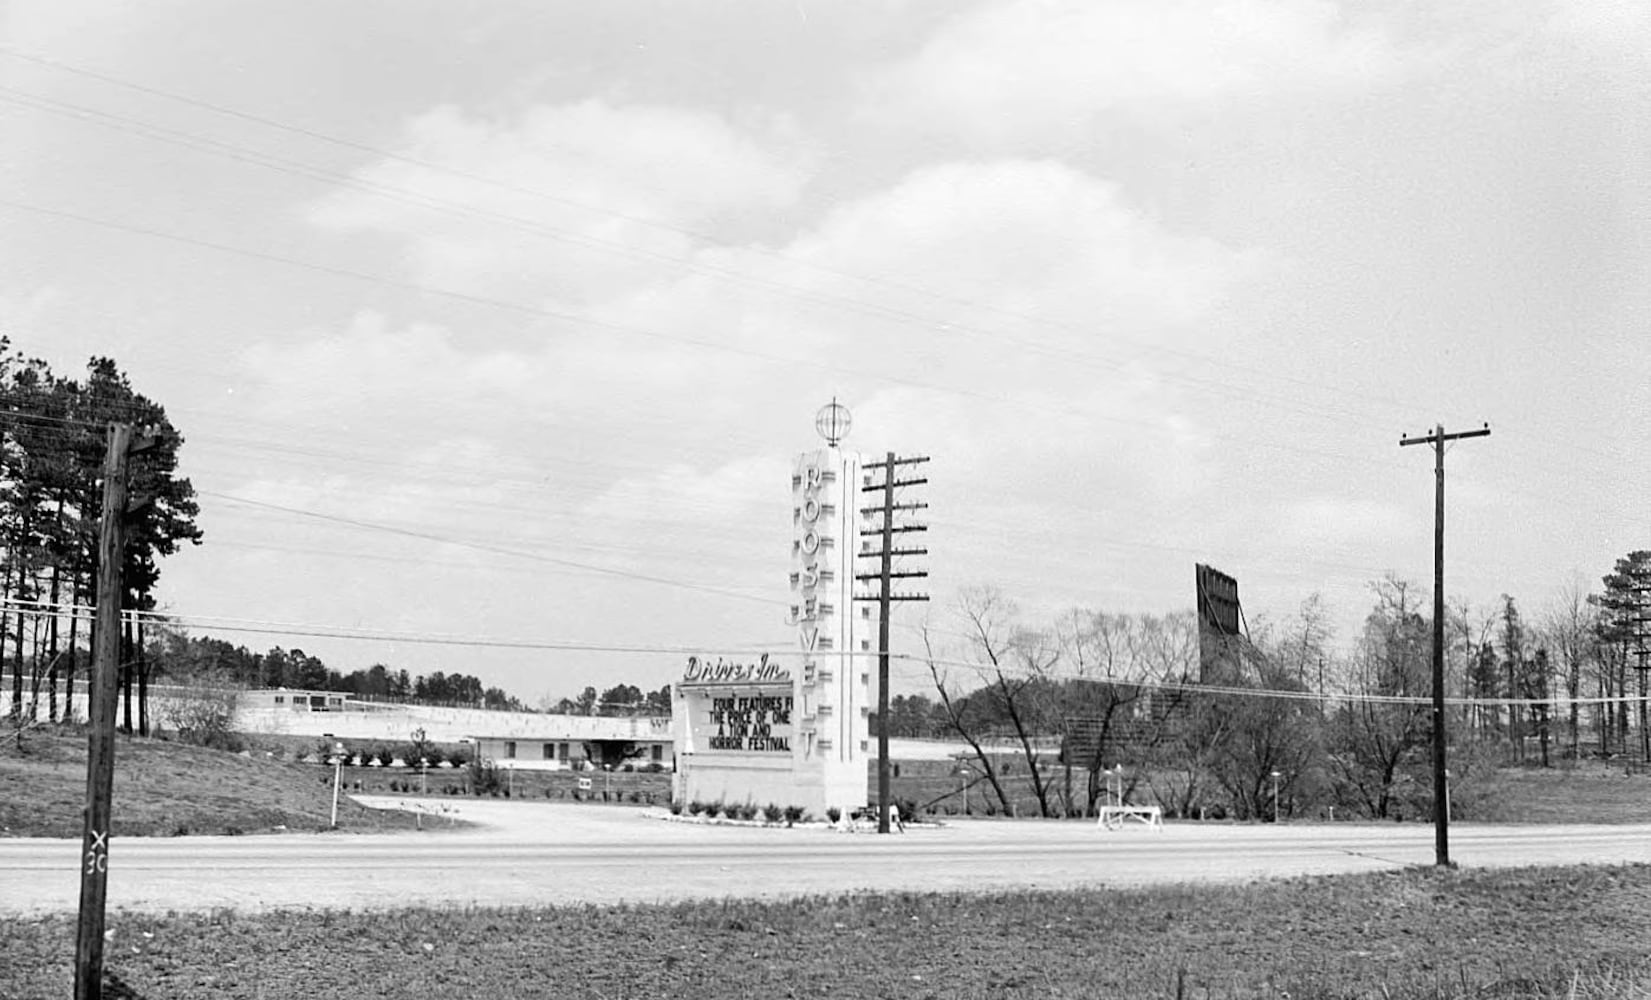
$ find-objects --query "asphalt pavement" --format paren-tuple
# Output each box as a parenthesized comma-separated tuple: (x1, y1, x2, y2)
(4, 798, 1650, 916)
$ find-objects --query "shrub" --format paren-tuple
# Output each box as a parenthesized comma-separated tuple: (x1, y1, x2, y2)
(826, 807, 841, 823)
(688, 800, 705, 816)
(783, 805, 805, 826)
(406, 727, 435, 768)
(669, 800, 684, 815)
(468, 757, 503, 797)
(763, 803, 784, 823)
(158, 674, 244, 752)
(737, 803, 758, 821)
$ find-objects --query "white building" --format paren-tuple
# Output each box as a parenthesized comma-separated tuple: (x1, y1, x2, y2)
(466, 714, 673, 771)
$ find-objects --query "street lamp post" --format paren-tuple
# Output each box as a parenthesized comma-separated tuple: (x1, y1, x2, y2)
(326, 736, 345, 829)
(958, 766, 970, 815)
(417, 757, 428, 830)
(1271, 770, 1281, 822)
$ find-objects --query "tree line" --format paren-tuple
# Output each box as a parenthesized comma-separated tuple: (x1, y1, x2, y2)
(150, 630, 674, 718)
(909, 553, 1651, 821)
(0, 341, 200, 734)
(541, 683, 672, 717)
(146, 630, 530, 711)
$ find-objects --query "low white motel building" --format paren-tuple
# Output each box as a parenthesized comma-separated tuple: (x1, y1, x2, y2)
(465, 714, 674, 771)
(237, 688, 673, 768)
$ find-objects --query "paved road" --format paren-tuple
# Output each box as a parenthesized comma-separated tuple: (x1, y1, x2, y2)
(4, 799, 1650, 916)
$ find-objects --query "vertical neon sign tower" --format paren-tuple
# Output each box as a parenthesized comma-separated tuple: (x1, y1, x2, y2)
(788, 400, 871, 813)
(670, 403, 870, 817)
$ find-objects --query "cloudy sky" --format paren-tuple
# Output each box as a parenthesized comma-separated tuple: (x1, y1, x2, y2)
(3, 0, 1646, 702)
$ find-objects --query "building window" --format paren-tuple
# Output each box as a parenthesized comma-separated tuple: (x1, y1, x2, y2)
(559, 743, 569, 760)
(505, 741, 517, 759)
(652, 744, 663, 762)
(273, 695, 284, 704)
(543, 743, 554, 760)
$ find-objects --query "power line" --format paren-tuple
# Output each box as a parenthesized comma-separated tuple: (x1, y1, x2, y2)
(6, 596, 1636, 710)
(199, 489, 788, 609)
(0, 597, 854, 659)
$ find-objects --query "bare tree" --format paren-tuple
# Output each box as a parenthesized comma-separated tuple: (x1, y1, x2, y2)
(1538, 580, 1594, 759)
(957, 587, 1063, 817)
(1325, 578, 1429, 818)
(922, 625, 1013, 815)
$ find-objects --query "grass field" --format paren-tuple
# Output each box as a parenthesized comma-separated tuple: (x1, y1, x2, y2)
(881, 756, 1651, 825)
(0, 729, 423, 837)
(4, 864, 1649, 998)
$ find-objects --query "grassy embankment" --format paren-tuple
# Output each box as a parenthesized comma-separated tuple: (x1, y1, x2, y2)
(5, 865, 1651, 998)
(0, 729, 425, 837)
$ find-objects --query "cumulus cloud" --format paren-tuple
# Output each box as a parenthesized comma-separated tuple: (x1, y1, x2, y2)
(306, 100, 813, 305)
(863, 0, 1399, 147)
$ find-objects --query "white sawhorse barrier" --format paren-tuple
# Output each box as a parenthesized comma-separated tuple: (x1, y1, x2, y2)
(1097, 805, 1163, 831)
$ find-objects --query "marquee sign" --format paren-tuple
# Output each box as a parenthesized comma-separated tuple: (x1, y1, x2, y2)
(704, 693, 794, 752)
(680, 654, 791, 686)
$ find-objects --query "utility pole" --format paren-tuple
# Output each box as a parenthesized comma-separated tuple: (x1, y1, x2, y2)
(76, 422, 150, 1000)
(1633, 611, 1649, 765)
(1400, 421, 1489, 869)
(856, 452, 929, 834)
(1630, 571, 1651, 765)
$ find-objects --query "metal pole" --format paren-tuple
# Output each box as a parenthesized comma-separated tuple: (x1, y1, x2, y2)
(330, 746, 343, 828)
(74, 423, 132, 1000)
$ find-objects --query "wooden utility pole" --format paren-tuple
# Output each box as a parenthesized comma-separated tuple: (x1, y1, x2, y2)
(1634, 614, 1649, 765)
(1631, 571, 1651, 765)
(75, 422, 142, 1000)
(1400, 421, 1489, 869)
(856, 452, 929, 834)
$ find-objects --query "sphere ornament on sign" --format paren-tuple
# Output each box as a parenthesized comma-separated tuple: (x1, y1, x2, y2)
(815, 398, 852, 446)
